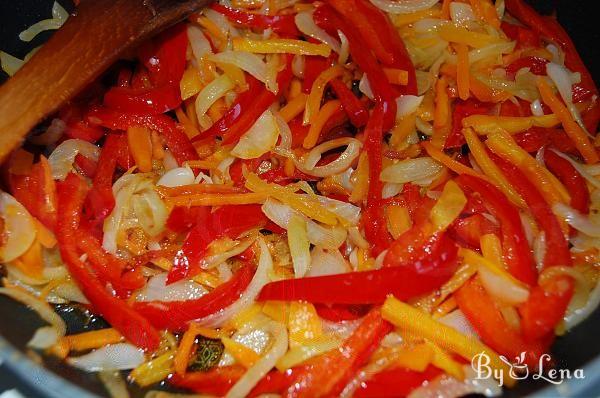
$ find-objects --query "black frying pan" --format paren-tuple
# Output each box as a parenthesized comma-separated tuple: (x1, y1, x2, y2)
(1, 1, 599, 397)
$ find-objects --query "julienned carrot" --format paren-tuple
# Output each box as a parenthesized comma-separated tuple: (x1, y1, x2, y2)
(127, 126, 153, 173)
(537, 78, 599, 164)
(382, 68, 409, 86)
(174, 323, 204, 376)
(65, 328, 123, 352)
(456, 43, 470, 100)
(304, 66, 345, 125)
(432, 76, 451, 148)
(165, 192, 268, 207)
(279, 93, 308, 123)
(156, 184, 245, 197)
(303, 100, 343, 149)
(422, 141, 490, 182)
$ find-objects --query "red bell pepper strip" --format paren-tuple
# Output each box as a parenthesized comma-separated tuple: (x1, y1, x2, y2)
(83, 134, 120, 229)
(167, 204, 267, 283)
(446, 99, 493, 149)
(330, 78, 369, 127)
(302, 55, 332, 93)
(104, 24, 187, 115)
(283, 309, 392, 398)
(544, 150, 590, 214)
(9, 156, 58, 231)
(449, 213, 499, 249)
(384, 227, 458, 271)
(139, 23, 188, 87)
(492, 154, 571, 268)
(353, 0, 418, 94)
(56, 173, 160, 351)
(315, 303, 371, 322)
(60, 103, 105, 143)
(506, 56, 549, 77)
(362, 102, 392, 255)
(456, 175, 537, 286)
(211, 4, 300, 36)
(74, 153, 98, 178)
(500, 22, 541, 49)
(355, 365, 443, 398)
(455, 277, 545, 368)
(257, 235, 458, 304)
(513, 126, 577, 154)
(313, 4, 397, 129)
(194, 55, 293, 145)
(87, 107, 198, 165)
(103, 84, 182, 115)
(519, 276, 573, 342)
(170, 366, 246, 397)
(505, 0, 600, 132)
(134, 262, 255, 331)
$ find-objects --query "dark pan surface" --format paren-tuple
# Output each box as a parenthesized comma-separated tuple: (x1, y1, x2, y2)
(1, 0, 599, 397)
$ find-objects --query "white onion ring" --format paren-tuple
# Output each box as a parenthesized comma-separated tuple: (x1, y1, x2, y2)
(296, 138, 362, 178)
(369, 0, 440, 14)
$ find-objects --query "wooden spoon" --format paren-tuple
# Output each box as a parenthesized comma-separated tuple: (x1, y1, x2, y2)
(0, 0, 212, 162)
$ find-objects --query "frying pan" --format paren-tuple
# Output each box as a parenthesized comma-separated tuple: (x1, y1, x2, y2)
(1, 0, 599, 397)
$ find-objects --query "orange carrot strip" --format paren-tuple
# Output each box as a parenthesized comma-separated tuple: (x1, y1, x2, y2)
(303, 100, 343, 149)
(66, 328, 124, 352)
(280, 93, 308, 123)
(422, 141, 490, 182)
(432, 77, 451, 148)
(176, 107, 202, 139)
(127, 126, 153, 173)
(156, 184, 245, 197)
(456, 43, 470, 101)
(537, 78, 599, 164)
(383, 68, 409, 86)
(165, 192, 268, 207)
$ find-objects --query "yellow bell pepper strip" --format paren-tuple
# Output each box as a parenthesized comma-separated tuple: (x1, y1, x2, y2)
(390, 8, 441, 26)
(129, 350, 176, 387)
(232, 37, 332, 57)
(288, 302, 323, 347)
(303, 65, 345, 126)
(461, 248, 530, 291)
(537, 78, 599, 164)
(221, 337, 261, 368)
(429, 180, 467, 231)
(485, 129, 570, 205)
(245, 173, 339, 225)
(422, 141, 490, 181)
(426, 341, 465, 380)
(463, 127, 527, 207)
(438, 24, 503, 48)
(462, 114, 561, 135)
(381, 295, 515, 387)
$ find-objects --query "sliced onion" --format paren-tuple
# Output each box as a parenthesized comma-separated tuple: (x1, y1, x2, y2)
(0, 286, 66, 344)
(564, 281, 600, 331)
(232, 110, 280, 159)
(48, 139, 100, 180)
(438, 310, 478, 337)
(0, 51, 24, 76)
(28, 326, 61, 350)
(408, 366, 502, 398)
(369, 0, 440, 14)
(288, 214, 311, 277)
(307, 246, 350, 277)
(136, 274, 207, 303)
(225, 321, 288, 398)
(29, 118, 65, 146)
(359, 74, 374, 100)
(550, 149, 600, 189)
(262, 198, 347, 248)
(380, 157, 443, 184)
(296, 137, 362, 178)
(196, 237, 272, 327)
(554, 202, 600, 237)
(292, 54, 305, 78)
(478, 266, 530, 305)
(338, 31, 350, 64)
(157, 167, 195, 187)
(273, 112, 293, 153)
(210, 51, 278, 93)
(68, 343, 145, 372)
(19, 1, 67, 42)
(450, 3, 476, 26)
(132, 189, 167, 237)
(295, 11, 341, 53)
(98, 371, 130, 398)
(315, 196, 361, 225)
(195, 74, 234, 128)
(201, 235, 257, 269)
(396, 95, 424, 119)
(204, 8, 240, 39)
(530, 99, 544, 116)
(187, 24, 213, 63)
(0, 192, 36, 262)
(321, 318, 361, 339)
(546, 63, 590, 135)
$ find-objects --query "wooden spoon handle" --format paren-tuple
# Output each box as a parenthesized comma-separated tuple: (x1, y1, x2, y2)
(0, 0, 210, 162)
